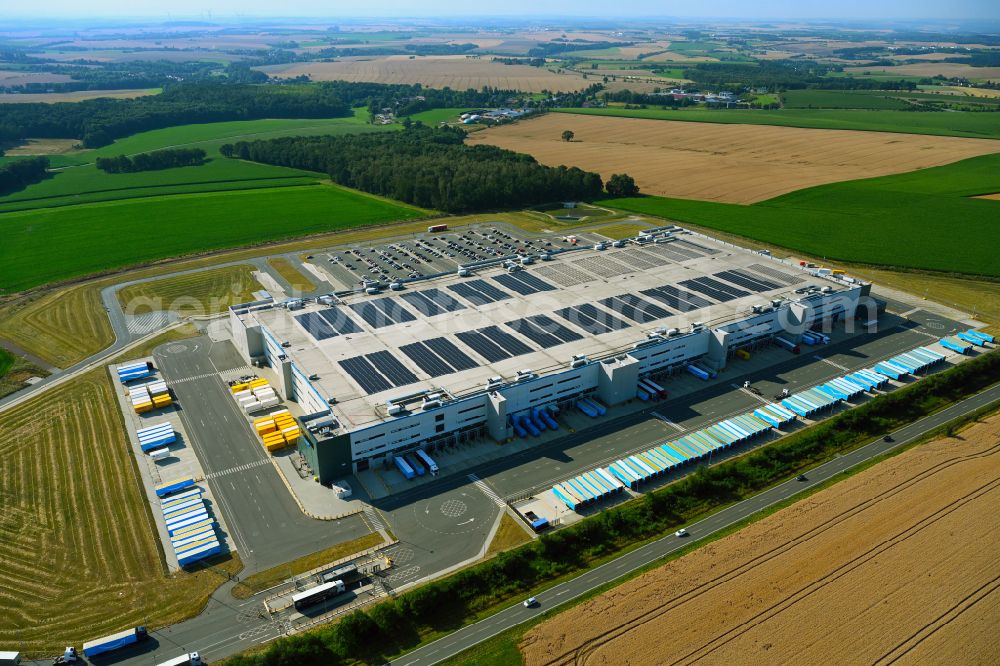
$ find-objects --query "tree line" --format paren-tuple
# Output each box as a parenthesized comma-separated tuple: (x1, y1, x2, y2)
(95, 147, 206, 173)
(222, 124, 605, 212)
(0, 83, 354, 148)
(0, 156, 49, 195)
(0, 80, 571, 152)
(220, 348, 999, 666)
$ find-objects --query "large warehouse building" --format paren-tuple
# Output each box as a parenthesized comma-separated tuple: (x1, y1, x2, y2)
(230, 228, 872, 483)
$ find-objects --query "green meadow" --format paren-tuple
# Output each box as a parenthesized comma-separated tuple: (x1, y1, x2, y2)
(0, 184, 428, 291)
(605, 154, 1000, 277)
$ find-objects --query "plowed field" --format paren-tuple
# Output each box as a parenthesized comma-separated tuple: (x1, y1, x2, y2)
(259, 55, 591, 93)
(521, 413, 1000, 666)
(467, 113, 1000, 203)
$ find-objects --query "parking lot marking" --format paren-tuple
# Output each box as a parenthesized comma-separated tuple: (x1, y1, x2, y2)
(651, 412, 685, 432)
(813, 355, 850, 371)
(468, 473, 506, 507)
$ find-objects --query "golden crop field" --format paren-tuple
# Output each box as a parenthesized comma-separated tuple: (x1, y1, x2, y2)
(522, 414, 1000, 666)
(0, 362, 239, 657)
(846, 62, 1000, 81)
(117, 264, 263, 316)
(0, 89, 159, 103)
(259, 55, 593, 93)
(467, 113, 1000, 203)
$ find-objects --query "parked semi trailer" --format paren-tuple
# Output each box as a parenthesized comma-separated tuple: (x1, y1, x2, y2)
(0, 651, 21, 666)
(156, 653, 203, 666)
(82, 626, 148, 658)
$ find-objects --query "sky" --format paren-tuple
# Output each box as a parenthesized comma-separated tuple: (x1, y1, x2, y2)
(4, 0, 998, 21)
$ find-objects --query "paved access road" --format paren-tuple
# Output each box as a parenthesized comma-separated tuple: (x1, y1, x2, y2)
(154, 336, 372, 573)
(391, 384, 1000, 666)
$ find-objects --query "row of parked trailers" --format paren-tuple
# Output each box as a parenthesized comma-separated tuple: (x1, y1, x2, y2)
(394, 448, 440, 480)
(553, 407, 793, 510)
(156, 481, 222, 567)
(137, 422, 176, 455)
(117, 360, 154, 383)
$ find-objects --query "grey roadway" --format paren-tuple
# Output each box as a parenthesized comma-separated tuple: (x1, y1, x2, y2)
(153, 336, 372, 573)
(391, 383, 1000, 666)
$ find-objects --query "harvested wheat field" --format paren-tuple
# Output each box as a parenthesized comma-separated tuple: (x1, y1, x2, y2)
(259, 55, 591, 93)
(467, 113, 1000, 203)
(521, 413, 1000, 666)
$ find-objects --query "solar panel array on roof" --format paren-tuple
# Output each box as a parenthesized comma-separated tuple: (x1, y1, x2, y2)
(339, 356, 392, 394)
(555, 304, 631, 335)
(572, 255, 633, 278)
(609, 250, 660, 270)
(506, 314, 584, 349)
(679, 276, 749, 302)
(399, 288, 466, 317)
(674, 238, 719, 255)
(399, 341, 452, 377)
(426, 337, 479, 371)
(492, 271, 556, 296)
(599, 293, 671, 324)
(447, 279, 511, 306)
(349, 296, 417, 329)
(748, 263, 804, 285)
(456, 325, 533, 363)
(399, 338, 479, 377)
(339, 349, 424, 394)
(714, 269, 781, 293)
(532, 263, 595, 287)
(640, 284, 713, 312)
(295, 312, 339, 341)
(317, 307, 362, 334)
(641, 242, 701, 261)
(367, 350, 419, 387)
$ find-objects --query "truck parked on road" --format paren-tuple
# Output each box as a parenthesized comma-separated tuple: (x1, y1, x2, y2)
(0, 650, 21, 666)
(82, 626, 148, 658)
(156, 652, 202, 666)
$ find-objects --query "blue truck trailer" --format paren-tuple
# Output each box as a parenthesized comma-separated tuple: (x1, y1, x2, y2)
(82, 626, 148, 657)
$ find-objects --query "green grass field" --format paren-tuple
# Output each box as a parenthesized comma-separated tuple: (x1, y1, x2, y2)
(408, 108, 470, 125)
(0, 184, 429, 291)
(781, 89, 914, 110)
(0, 111, 397, 212)
(0, 347, 13, 378)
(117, 264, 263, 315)
(604, 153, 1000, 277)
(555, 106, 1000, 139)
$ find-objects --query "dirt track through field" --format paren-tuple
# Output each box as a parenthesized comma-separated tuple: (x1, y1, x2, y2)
(467, 113, 1000, 203)
(520, 414, 1000, 666)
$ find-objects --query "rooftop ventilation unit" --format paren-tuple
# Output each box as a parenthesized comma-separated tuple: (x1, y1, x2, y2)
(389, 282, 403, 291)
(457, 267, 471, 277)
(666, 327, 680, 337)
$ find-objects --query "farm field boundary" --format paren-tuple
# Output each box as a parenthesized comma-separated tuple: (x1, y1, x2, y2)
(554, 106, 1000, 139)
(604, 153, 1000, 277)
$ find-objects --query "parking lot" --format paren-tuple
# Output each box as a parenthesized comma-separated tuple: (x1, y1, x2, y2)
(304, 225, 605, 290)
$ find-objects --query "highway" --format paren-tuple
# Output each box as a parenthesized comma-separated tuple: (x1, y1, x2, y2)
(390, 383, 1000, 666)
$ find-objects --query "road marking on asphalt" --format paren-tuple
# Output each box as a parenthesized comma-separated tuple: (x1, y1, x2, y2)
(363, 505, 386, 532)
(468, 473, 506, 507)
(651, 412, 685, 432)
(813, 355, 850, 371)
(205, 458, 271, 480)
(732, 384, 771, 405)
(899, 307, 921, 317)
(169, 371, 221, 385)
